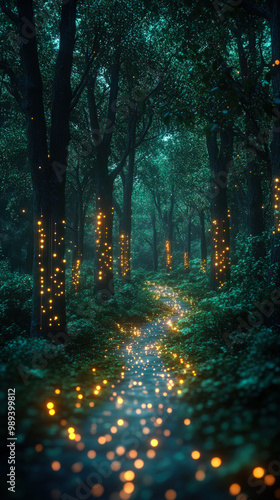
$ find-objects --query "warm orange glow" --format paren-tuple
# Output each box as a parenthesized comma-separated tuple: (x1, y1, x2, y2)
(229, 483, 241, 495)
(191, 450, 200, 460)
(123, 471, 135, 481)
(87, 450, 96, 459)
(47, 402, 54, 409)
(184, 418, 191, 425)
(123, 482, 134, 494)
(91, 484, 104, 497)
(195, 470, 206, 481)
(71, 462, 83, 473)
(51, 461, 61, 471)
(35, 444, 43, 452)
(253, 467, 265, 478)
(165, 490, 177, 500)
(116, 446, 125, 456)
(211, 457, 222, 468)
(134, 459, 144, 469)
(150, 438, 158, 447)
(264, 474, 275, 486)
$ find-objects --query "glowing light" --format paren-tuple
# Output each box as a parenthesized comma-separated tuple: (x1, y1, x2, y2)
(229, 484, 241, 495)
(49, 409, 55, 415)
(116, 446, 125, 456)
(117, 419, 124, 426)
(87, 450, 96, 459)
(51, 461, 61, 471)
(123, 482, 134, 494)
(211, 457, 222, 468)
(134, 459, 144, 469)
(165, 490, 177, 500)
(195, 470, 205, 481)
(150, 439, 158, 447)
(253, 467, 265, 478)
(123, 471, 135, 481)
(71, 462, 83, 473)
(91, 484, 104, 497)
(264, 475, 275, 485)
(191, 450, 201, 460)
(47, 402, 54, 409)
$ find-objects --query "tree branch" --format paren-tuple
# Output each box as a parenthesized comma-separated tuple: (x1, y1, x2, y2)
(112, 195, 123, 219)
(70, 37, 99, 112)
(240, 0, 271, 23)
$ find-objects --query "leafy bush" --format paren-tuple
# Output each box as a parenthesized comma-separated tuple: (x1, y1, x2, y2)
(0, 263, 32, 341)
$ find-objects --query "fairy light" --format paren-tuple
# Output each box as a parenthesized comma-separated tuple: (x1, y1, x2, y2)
(166, 240, 172, 271)
(95, 206, 114, 287)
(184, 251, 189, 271)
(200, 259, 206, 272)
(119, 231, 131, 278)
(273, 178, 280, 233)
(212, 217, 230, 288)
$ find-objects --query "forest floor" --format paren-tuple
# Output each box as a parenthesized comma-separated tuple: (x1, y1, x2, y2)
(13, 285, 231, 500)
(2, 280, 280, 500)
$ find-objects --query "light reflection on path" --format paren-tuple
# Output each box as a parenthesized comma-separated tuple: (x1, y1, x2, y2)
(27, 286, 228, 500)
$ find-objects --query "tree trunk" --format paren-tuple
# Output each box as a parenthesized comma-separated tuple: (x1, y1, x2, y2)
(207, 125, 233, 291)
(164, 193, 174, 272)
(15, 0, 77, 337)
(119, 115, 137, 282)
(236, 29, 265, 261)
(151, 213, 158, 272)
(87, 49, 121, 297)
(199, 210, 207, 271)
(270, 0, 280, 287)
(95, 149, 114, 298)
(16, 0, 51, 337)
(184, 217, 191, 272)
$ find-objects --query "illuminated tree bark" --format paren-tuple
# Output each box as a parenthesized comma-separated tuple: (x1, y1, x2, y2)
(0, 0, 87, 337)
(118, 115, 137, 282)
(207, 125, 233, 291)
(269, 2, 280, 287)
(87, 48, 121, 297)
(199, 209, 207, 272)
(153, 191, 174, 272)
(151, 213, 158, 272)
(184, 217, 191, 273)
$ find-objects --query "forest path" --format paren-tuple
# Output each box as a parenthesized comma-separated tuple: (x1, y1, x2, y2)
(22, 285, 228, 500)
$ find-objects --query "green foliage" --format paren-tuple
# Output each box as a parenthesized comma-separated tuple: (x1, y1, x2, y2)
(0, 263, 164, 446)
(159, 263, 280, 469)
(0, 263, 32, 340)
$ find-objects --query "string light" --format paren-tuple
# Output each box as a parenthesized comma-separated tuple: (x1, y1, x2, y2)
(166, 240, 172, 271)
(212, 216, 230, 288)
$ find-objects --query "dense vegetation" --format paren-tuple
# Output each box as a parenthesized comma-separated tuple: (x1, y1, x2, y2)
(1, 1, 280, 499)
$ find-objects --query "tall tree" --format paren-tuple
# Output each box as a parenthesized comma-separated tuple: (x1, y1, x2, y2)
(0, 0, 94, 337)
